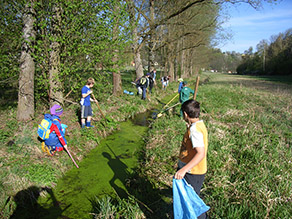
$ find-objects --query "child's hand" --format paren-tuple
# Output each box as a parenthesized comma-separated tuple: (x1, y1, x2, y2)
(175, 168, 187, 180)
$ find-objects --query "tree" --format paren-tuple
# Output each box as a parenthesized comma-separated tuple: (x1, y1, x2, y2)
(17, 0, 36, 121)
(49, 3, 63, 106)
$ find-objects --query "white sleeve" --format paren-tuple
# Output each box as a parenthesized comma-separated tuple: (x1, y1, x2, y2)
(190, 126, 204, 148)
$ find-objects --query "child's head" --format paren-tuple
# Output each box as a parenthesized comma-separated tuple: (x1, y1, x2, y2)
(181, 99, 200, 119)
(86, 78, 95, 87)
(50, 104, 63, 116)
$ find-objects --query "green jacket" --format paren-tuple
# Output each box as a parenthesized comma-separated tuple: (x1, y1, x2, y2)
(179, 86, 194, 103)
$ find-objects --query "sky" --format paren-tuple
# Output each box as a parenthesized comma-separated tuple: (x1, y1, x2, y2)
(217, 0, 292, 53)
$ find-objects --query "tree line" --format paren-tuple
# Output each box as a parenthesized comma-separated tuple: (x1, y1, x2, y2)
(237, 28, 292, 75)
(0, 0, 276, 121)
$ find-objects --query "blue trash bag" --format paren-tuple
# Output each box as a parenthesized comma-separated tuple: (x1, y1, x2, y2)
(173, 178, 210, 219)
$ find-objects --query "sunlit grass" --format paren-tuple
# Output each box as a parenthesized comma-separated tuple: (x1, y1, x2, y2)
(144, 72, 292, 218)
(1, 71, 291, 218)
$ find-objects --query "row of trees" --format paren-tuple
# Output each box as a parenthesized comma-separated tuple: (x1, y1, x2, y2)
(0, 0, 276, 121)
(208, 49, 242, 73)
(237, 28, 292, 75)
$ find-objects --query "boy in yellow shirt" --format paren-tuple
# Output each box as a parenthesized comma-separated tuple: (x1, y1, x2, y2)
(175, 99, 208, 219)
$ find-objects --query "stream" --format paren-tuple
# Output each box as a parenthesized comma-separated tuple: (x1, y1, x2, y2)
(37, 110, 155, 219)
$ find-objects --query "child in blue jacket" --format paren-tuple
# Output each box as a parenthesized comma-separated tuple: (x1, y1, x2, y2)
(43, 105, 68, 156)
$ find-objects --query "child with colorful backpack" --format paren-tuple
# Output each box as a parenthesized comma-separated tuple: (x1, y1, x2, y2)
(41, 104, 68, 156)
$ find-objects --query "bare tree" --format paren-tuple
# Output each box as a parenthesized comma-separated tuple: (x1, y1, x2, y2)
(17, 0, 36, 121)
(112, 3, 122, 95)
(49, 4, 63, 106)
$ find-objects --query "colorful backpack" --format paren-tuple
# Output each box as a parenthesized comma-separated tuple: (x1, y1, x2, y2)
(37, 117, 56, 140)
(139, 77, 147, 86)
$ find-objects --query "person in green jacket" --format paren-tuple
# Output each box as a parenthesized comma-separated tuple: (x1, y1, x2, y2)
(179, 81, 194, 117)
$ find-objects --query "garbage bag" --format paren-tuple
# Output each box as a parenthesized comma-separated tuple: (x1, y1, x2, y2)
(173, 178, 210, 219)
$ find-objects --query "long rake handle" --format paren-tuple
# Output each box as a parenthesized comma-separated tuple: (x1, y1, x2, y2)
(193, 76, 200, 100)
(157, 93, 179, 117)
(65, 148, 79, 168)
(163, 93, 179, 109)
(91, 94, 107, 122)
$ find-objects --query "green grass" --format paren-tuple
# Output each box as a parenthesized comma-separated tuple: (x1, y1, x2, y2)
(1, 71, 291, 218)
(142, 72, 292, 218)
(0, 69, 173, 218)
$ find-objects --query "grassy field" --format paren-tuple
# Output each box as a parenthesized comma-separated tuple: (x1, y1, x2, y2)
(143, 72, 292, 218)
(1, 71, 291, 218)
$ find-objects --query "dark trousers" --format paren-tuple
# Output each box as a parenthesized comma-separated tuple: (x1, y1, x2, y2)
(184, 173, 206, 219)
(142, 87, 147, 99)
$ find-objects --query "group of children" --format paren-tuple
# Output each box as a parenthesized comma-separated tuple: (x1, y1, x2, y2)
(41, 77, 97, 155)
(40, 75, 209, 218)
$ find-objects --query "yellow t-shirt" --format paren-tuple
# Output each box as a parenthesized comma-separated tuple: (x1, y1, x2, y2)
(179, 120, 208, 174)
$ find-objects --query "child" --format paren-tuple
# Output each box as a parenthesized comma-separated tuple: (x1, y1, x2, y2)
(80, 77, 97, 128)
(174, 99, 208, 219)
(42, 104, 68, 156)
(178, 78, 183, 93)
(135, 74, 149, 100)
(161, 76, 168, 90)
(179, 81, 194, 117)
(150, 69, 157, 85)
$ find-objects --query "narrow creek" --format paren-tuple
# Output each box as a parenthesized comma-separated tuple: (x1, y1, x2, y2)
(38, 110, 155, 219)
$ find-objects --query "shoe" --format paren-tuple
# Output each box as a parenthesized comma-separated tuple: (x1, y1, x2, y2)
(86, 122, 94, 127)
(41, 142, 46, 152)
(44, 145, 55, 156)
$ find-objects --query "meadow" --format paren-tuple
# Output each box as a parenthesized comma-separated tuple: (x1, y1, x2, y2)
(1, 71, 291, 218)
(144, 72, 292, 218)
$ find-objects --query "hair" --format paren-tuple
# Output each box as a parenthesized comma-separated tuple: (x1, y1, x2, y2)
(86, 77, 95, 85)
(181, 99, 200, 118)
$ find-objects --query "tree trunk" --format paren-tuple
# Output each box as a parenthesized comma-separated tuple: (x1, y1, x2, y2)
(133, 46, 144, 79)
(112, 10, 122, 95)
(49, 4, 63, 106)
(148, 0, 155, 72)
(168, 51, 175, 81)
(17, 1, 36, 121)
(128, 0, 143, 79)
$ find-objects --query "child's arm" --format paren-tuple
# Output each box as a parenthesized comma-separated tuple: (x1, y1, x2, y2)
(174, 147, 205, 180)
(51, 123, 67, 148)
(82, 90, 92, 98)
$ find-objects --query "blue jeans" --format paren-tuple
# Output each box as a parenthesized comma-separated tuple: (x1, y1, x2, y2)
(142, 87, 147, 99)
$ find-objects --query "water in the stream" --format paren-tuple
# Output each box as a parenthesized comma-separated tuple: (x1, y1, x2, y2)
(36, 111, 153, 219)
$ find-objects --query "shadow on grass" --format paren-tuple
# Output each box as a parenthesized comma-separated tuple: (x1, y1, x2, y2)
(10, 186, 70, 219)
(89, 132, 173, 218)
(89, 166, 173, 218)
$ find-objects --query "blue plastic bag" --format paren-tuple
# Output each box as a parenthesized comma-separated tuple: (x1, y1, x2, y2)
(173, 178, 210, 219)
(61, 124, 68, 134)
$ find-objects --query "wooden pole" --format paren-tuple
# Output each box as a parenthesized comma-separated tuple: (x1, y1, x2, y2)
(193, 76, 200, 100)
(91, 94, 107, 122)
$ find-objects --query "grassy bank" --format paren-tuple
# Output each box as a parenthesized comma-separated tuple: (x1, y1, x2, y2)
(143, 72, 292, 218)
(0, 69, 182, 218)
(1, 71, 291, 218)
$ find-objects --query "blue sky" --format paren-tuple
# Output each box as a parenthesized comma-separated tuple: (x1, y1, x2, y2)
(217, 0, 292, 53)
